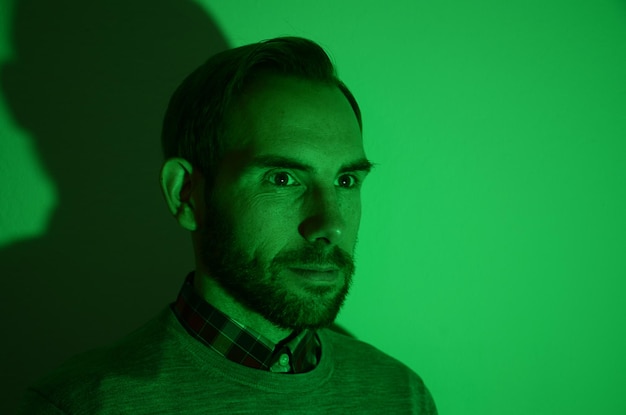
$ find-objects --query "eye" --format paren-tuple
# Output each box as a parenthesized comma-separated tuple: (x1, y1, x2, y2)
(336, 174, 360, 189)
(265, 171, 300, 187)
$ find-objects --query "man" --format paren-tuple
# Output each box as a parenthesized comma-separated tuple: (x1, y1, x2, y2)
(19, 36, 437, 414)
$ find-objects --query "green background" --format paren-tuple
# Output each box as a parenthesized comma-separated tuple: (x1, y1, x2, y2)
(1, 0, 625, 414)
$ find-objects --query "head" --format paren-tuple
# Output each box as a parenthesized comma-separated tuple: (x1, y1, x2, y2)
(160, 37, 373, 332)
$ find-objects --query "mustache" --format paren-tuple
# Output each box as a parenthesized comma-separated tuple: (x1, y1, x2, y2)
(274, 245, 354, 271)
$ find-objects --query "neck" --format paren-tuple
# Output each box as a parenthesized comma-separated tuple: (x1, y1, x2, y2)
(193, 270, 293, 344)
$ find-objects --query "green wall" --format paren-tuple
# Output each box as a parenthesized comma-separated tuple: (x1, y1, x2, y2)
(1, 0, 625, 413)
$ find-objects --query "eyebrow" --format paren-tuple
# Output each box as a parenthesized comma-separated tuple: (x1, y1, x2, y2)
(247, 154, 377, 175)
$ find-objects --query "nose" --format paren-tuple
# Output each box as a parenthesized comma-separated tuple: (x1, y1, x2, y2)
(298, 187, 345, 246)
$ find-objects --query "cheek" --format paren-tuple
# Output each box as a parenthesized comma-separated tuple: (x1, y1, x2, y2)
(338, 190, 361, 217)
(344, 199, 363, 240)
(235, 194, 300, 249)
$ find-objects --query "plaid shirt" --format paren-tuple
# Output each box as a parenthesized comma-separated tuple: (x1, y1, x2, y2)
(171, 272, 320, 374)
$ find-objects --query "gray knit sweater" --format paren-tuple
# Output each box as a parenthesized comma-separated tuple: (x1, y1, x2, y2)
(18, 307, 437, 414)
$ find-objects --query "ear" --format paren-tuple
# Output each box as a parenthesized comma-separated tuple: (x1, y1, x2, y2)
(159, 157, 202, 231)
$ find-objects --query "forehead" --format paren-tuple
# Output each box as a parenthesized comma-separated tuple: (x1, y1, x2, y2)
(224, 75, 364, 162)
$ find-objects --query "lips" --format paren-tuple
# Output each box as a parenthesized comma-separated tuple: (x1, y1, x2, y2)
(289, 267, 340, 282)
(291, 267, 339, 273)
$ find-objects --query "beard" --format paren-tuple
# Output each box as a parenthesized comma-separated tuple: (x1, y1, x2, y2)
(197, 198, 355, 332)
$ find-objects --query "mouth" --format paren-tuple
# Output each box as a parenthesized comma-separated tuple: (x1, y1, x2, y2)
(293, 267, 340, 272)
(289, 267, 340, 282)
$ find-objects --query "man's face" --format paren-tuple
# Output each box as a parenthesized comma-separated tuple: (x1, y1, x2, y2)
(197, 75, 371, 332)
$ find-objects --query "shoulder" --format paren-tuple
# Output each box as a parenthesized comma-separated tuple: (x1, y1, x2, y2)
(318, 328, 438, 414)
(19, 308, 180, 414)
(320, 328, 414, 373)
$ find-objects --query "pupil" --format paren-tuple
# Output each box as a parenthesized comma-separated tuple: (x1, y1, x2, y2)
(276, 173, 289, 185)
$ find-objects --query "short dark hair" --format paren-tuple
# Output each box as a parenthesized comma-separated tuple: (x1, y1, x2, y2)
(161, 36, 362, 193)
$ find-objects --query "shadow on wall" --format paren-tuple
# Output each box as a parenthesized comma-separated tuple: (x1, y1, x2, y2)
(0, 1, 228, 413)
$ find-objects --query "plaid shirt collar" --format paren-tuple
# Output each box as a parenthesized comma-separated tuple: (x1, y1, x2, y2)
(171, 272, 320, 374)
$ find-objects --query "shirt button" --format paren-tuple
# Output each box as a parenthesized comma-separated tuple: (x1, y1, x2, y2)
(279, 353, 290, 366)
